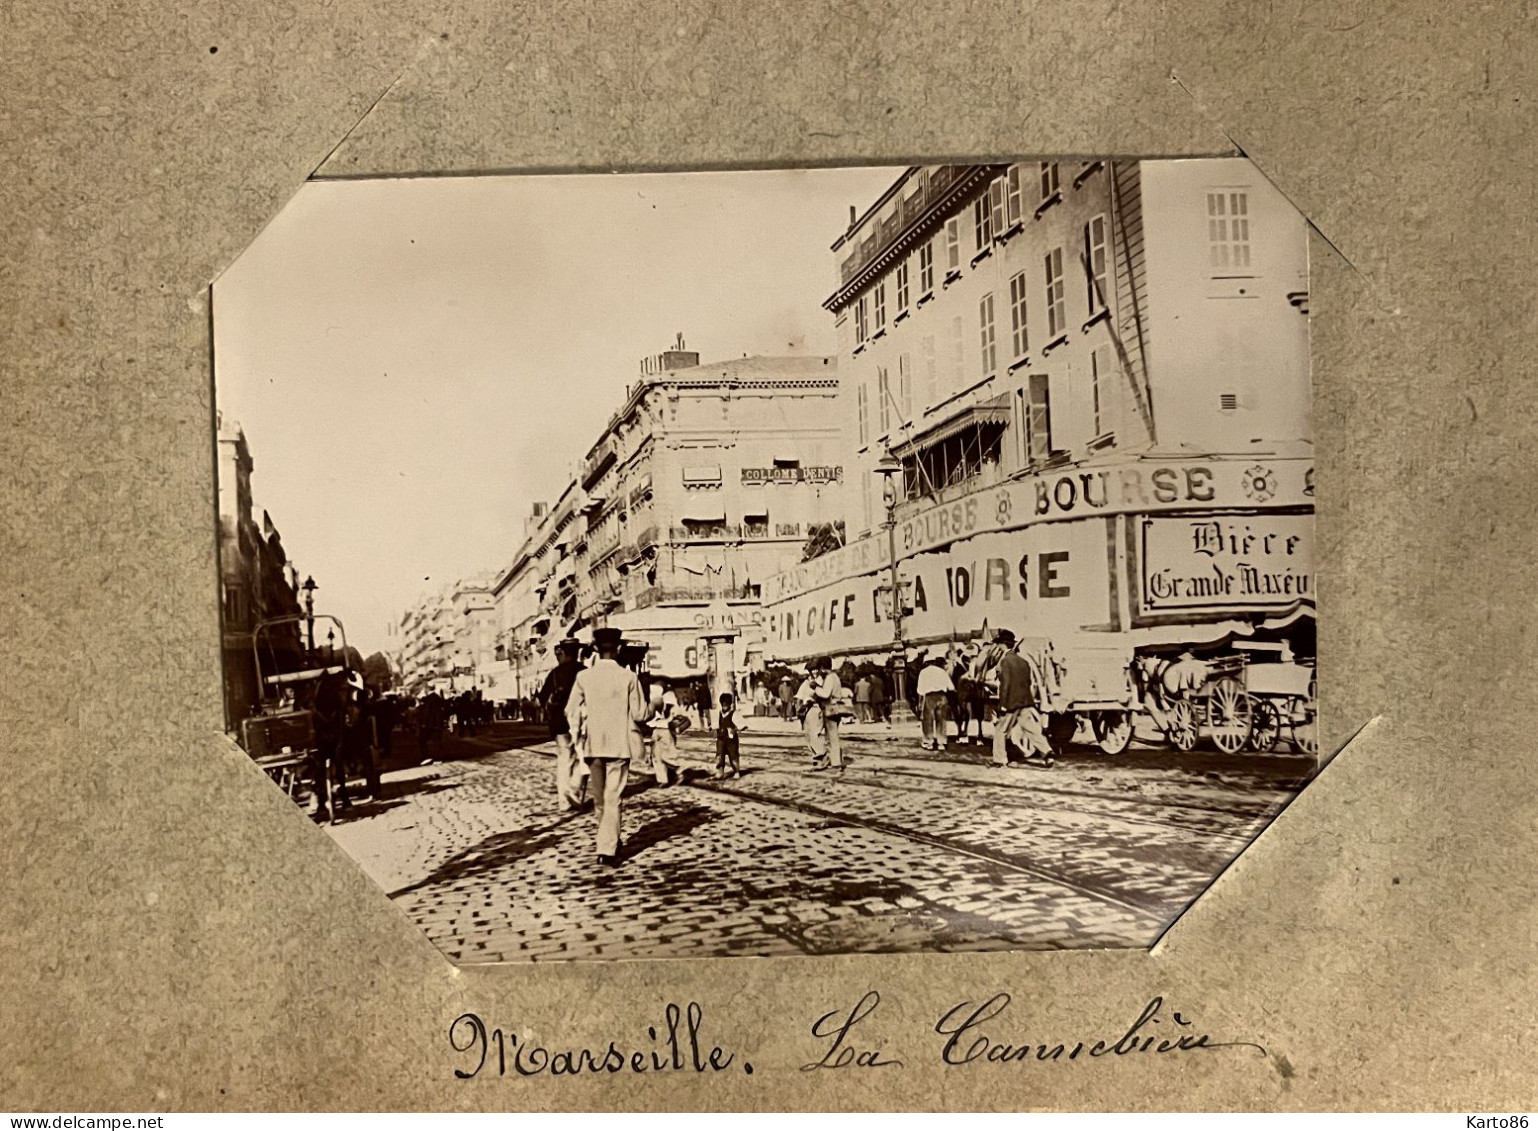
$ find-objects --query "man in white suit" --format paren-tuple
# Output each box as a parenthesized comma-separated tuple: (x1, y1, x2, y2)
(565, 626, 652, 866)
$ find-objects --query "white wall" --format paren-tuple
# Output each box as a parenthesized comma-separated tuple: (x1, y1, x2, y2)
(1140, 158, 1311, 451)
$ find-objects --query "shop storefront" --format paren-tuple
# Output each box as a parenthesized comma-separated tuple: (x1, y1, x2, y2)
(763, 452, 1315, 663)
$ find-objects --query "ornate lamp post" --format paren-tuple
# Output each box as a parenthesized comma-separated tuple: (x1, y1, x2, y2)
(873, 450, 914, 724)
(300, 575, 317, 657)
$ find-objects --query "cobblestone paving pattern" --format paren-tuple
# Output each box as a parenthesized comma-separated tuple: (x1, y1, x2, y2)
(326, 722, 1311, 964)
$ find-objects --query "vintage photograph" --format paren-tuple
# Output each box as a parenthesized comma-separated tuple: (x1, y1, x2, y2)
(213, 159, 1316, 964)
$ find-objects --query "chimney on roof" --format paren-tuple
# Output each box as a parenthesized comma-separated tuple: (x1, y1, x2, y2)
(639, 335, 701, 377)
(849, 204, 857, 228)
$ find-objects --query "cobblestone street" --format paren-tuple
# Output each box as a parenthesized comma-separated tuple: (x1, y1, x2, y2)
(326, 721, 1314, 964)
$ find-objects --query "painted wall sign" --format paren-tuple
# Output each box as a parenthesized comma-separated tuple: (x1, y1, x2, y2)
(764, 522, 1112, 662)
(1139, 513, 1313, 612)
(762, 456, 1312, 604)
(741, 466, 844, 485)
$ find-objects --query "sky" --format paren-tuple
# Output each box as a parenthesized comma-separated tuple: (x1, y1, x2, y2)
(214, 166, 903, 656)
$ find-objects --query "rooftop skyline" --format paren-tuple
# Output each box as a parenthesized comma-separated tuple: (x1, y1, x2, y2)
(213, 166, 901, 654)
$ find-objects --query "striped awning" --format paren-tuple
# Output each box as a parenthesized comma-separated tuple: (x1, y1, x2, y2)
(892, 393, 1010, 459)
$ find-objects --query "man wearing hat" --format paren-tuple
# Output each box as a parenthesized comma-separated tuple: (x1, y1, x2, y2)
(990, 629, 1053, 767)
(538, 638, 587, 811)
(565, 626, 652, 865)
(802, 656, 845, 772)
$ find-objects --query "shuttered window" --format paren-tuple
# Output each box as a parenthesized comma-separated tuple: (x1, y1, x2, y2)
(1044, 247, 1067, 338)
(1207, 191, 1251, 269)
(1009, 270, 1029, 357)
(1028, 372, 1053, 466)
(1006, 166, 1024, 226)
(979, 293, 997, 376)
(1084, 214, 1109, 313)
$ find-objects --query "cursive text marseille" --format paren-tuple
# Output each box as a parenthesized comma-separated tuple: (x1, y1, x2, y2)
(450, 1002, 749, 1079)
(935, 995, 1267, 1066)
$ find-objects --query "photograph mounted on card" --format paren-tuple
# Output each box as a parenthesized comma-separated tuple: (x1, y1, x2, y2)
(211, 157, 1315, 966)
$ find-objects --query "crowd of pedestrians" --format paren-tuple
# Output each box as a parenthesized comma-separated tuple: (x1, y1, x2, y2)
(767, 627, 1063, 771)
(290, 625, 1061, 851)
(534, 629, 747, 867)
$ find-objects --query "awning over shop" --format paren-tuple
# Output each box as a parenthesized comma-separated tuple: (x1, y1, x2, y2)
(892, 393, 1010, 459)
(678, 502, 727, 523)
(1259, 601, 1316, 633)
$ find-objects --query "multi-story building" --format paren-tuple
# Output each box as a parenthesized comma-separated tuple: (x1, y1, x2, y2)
(217, 416, 305, 729)
(761, 159, 1313, 672)
(491, 342, 843, 697)
(397, 589, 449, 694)
(450, 575, 499, 692)
(398, 575, 497, 695)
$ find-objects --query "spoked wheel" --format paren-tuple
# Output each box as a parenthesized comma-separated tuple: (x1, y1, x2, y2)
(1092, 710, 1134, 755)
(1291, 680, 1319, 756)
(1206, 677, 1253, 754)
(1248, 698, 1281, 753)
(1165, 699, 1199, 752)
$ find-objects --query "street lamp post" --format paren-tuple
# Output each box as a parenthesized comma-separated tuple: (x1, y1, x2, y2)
(873, 451, 914, 724)
(300, 575, 317, 658)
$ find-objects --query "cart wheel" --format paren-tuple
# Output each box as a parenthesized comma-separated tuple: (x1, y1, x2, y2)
(1092, 710, 1134, 755)
(1291, 679, 1319, 756)
(1248, 698, 1281, 753)
(1206, 677, 1253, 754)
(1165, 699, 1199, 752)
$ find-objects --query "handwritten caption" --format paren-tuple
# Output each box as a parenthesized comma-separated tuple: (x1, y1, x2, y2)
(449, 991, 1266, 1079)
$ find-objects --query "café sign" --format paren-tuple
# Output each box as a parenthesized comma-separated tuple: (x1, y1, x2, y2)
(762, 456, 1312, 604)
(1140, 514, 1314, 612)
(765, 523, 1110, 661)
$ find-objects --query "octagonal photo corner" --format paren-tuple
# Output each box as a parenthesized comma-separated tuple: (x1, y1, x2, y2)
(211, 156, 1317, 966)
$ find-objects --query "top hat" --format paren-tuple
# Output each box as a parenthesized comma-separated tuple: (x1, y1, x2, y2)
(592, 626, 624, 648)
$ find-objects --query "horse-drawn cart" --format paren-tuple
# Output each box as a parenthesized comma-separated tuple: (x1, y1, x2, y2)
(237, 614, 353, 819)
(1012, 639, 1317, 758)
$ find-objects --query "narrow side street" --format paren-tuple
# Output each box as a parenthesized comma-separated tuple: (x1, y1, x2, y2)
(325, 721, 1313, 963)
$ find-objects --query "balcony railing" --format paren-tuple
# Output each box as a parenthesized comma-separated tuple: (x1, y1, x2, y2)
(580, 437, 618, 491)
(665, 522, 798, 543)
(588, 530, 624, 564)
(631, 582, 762, 608)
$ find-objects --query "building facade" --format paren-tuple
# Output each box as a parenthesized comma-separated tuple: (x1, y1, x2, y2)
(398, 575, 497, 696)
(217, 416, 306, 729)
(762, 159, 1313, 670)
(491, 344, 844, 697)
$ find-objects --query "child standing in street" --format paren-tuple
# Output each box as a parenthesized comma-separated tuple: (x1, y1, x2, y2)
(714, 692, 741, 779)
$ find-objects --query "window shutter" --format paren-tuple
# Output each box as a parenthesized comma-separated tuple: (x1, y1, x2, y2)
(1029, 372, 1053, 462)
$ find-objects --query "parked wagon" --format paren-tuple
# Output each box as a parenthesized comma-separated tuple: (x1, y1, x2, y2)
(1133, 648, 1316, 756)
(238, 613, 353, 819)
(1012, 639, 1316, 758)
